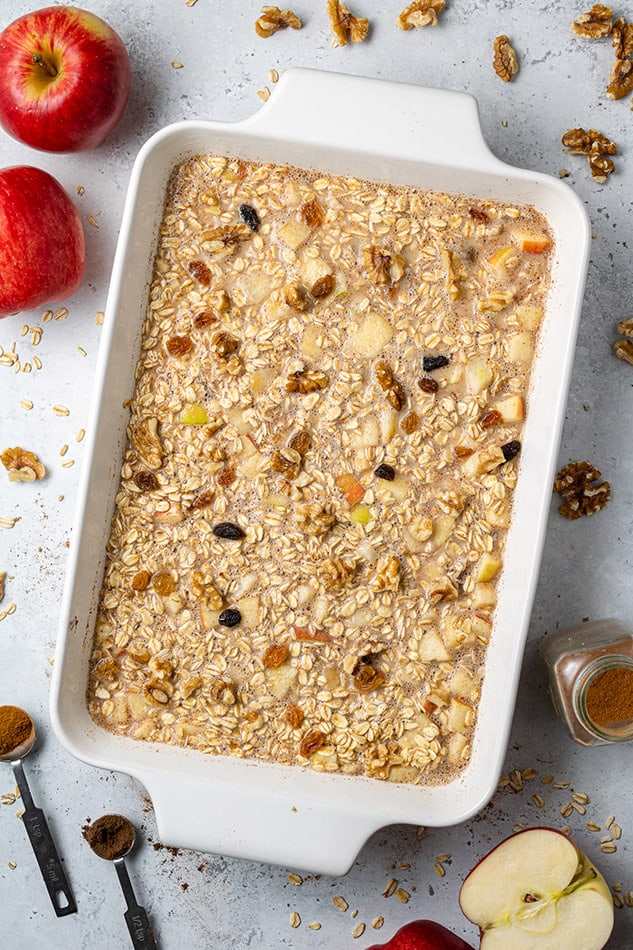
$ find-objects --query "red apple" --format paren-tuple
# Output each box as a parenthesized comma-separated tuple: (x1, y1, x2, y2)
(367, 920, 475, 950)
(459, 827, 614, 950)
(0, 165, 85, 317)
(0, 5, 131, 152)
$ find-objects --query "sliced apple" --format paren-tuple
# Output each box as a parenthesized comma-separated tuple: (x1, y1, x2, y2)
(336, 473, 365, 506)
(348, 311, 394, 358)
(459, 828, 614, 950)
(493, 393, 525, 423)
(418, 628, 450, 662)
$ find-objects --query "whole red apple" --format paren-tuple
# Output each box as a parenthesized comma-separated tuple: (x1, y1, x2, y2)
(0, 5, 131, 152)
(367, 919, 475, 950)
(0, 166, 85, 317)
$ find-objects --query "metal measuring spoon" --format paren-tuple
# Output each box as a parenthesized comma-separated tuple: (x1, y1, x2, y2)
(84, 814, 158, 949)
(0, 705, 77, 916)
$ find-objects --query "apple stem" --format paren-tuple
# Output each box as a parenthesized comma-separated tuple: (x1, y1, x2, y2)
(31, 53, 58, 78)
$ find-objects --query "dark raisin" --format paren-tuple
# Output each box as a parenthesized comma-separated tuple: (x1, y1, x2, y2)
(417, 376, 439, 394)
(422, 354, 450, 372)
(219, 608, 242, 628)
(134, 471, 159, 492)
(213, 522, 245, 540)
(374, 463, 396, 481)
(501, 440, 522, 462)
(238, 203, 260, 232)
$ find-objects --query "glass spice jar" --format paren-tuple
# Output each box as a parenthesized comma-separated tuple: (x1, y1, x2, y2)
(542, 618, 633, 746)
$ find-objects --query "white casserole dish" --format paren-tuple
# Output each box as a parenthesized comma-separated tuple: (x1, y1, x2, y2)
(51, 68, 590, 876)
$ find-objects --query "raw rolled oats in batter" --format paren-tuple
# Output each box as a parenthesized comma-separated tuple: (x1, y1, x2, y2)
(88, 153, 554, 785)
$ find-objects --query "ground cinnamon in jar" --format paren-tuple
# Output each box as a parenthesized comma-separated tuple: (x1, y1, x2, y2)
(83, 814, 135, 860)
(0, 705, 33, 756)
(585, 666, 633, 726)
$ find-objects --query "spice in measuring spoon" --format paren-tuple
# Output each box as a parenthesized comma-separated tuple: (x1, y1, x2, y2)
(585, 665, 633, 727)
(0, 705, 78, 916)
(84, 814, 158, 950)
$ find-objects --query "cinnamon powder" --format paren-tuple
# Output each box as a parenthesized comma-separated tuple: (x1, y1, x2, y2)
(585, 666, 633, 726)
(0, 705, 32, 756)
(83, 814, 134, 860)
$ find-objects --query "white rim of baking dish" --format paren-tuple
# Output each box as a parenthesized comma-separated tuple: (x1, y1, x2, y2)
(51, 68, 590, 875)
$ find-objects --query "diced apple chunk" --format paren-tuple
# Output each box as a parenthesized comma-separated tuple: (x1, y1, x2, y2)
(380, 407, 399, 443)
(382, 474, 409, 503)
(462, 445, 506, 476)
(348, 312, 394, 358)
(447, 731, 469, 765)
(473, 582, 498, 609)
(475, 553, 502, 583)
(265, 663, 298, 698)
(301, 324, 323, 358)
(447, 697, 473, 733)
(450, 666, 476, 700)
(515, 303, 544, 331)
(250, 368, 276, 394)
(278, 218, 311, 250)
(179, 403, 208, 425)
(426, 513, 456, 550)
(466, 355, 493, 393)
(244, 270, 271, 305)
(418, 629, 450, 663)
(237, 596, 260, 629)
(471, 612, 493, 642)
(493, 394, 525, 423)
(507, 331, 534, 363)
(513, 229, 552, 254)
(299, 254, 331, 287)
(442, 615, 473, 651)
(199, 604, 221, 630)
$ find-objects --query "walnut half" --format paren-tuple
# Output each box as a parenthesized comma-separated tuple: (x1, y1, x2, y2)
(327, 0, 369, 46)
(1, 446, 46, 482)
(255, 6, 302, 38)
(397, 0, 445, 30)
(493, 35, 519, 82)
(572, 4, 613, 39)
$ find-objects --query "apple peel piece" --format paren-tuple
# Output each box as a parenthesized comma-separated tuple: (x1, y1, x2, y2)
(459, 827, 614, 950)
(367, 919, 475, 949)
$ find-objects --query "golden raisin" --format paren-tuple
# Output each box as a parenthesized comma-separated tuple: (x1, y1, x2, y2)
(189, 490, 214, 511)
(454, 445, 474, 459)
(352, 660, 386, 692)
(153, 572, 176, 595)
(481, 409, 503, 428)
(311, 274, 335, 298)
(285, 703, 305, 728)
(217, 466, 236, 487)
(134, 470, 159, 492)
(131, 570, 151, 591)
(299, 729, 326, 757)
(263, 643, 290, 669)
(188, 260, 211, 285)
(193, 309, 217, 329)
(166, 335, 193, 357)
(301, 199, 324, 228)
(401, 411, 419, 434)
(288, 429, 311, 455)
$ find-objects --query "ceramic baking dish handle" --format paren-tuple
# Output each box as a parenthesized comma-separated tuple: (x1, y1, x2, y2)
(243, 67, 499, 171)
(138, 767, 377, 876)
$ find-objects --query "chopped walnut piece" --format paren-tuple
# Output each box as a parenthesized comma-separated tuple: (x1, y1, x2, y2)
(288, 429, 311, 455)
(286, 368, 329, 393)
(440, 248, 467, 301)
(211, 330, 240, 359)
(613, 337, 633, 364)
(397, 0, 445, 29)
(180, 674, 202, 700)
(190, 570, 224, 609)
(616, 317, 633, 338)
(284, 283, 310, 312)
(270, 447, 302, 479)
(193, 309, 218, 330)
(352, 658, 387, 692)
(1, 447, 46, 482)
(255, 5, 302, 38)
(362, 246, 406, 286)
(371, 555, 401, 592)
(295, 502, 336, 536)
(572, 4, 613, 38)
(588, 150, 615, 183)
(132, 417, 163, 470)
(374, 361, 405, 410)
(554, 460, 611, 519)
(327, 0, 369, 45)
(612, 17, 633, 58)
(203, 224, 252, 256)
(321, 557, 356, 589)
(493, 35, 519, 82)
(606, 57, 633, 99)
(210, 678, 237, 705)
(562, 127, 617, 155)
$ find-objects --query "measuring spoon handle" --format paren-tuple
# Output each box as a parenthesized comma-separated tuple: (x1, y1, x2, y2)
(12, 761, 77, 917)
(115, 858, 158, 950)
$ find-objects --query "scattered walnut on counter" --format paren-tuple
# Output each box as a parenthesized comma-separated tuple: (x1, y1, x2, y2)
(254, 6, 302, 38)
(606, 55, 633, 99)
(1, 447, 46, 482)
(554, 461, 611, 520)
(327, 0, 369, 46)
(397, 0, 445, 29)
(493, 35, 519, 82)
(612, 16, 633, 58)
(561, 127, 617, 183)
(572, 4, 613, 38)
(613, 337, 633, 365)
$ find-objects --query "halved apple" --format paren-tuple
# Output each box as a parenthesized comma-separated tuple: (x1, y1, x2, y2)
(459, 828, 614, 950)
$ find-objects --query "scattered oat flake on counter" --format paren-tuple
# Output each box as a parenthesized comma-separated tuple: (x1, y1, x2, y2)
(87, 214, 99, 229)
(0, 572, 5, 602)
(397, 0, 445, 29)
(493, 35, 519, 81)
(257, 86, 271, 101)
(1, 447, 46, 482)
(328, 0, 369, 45)
(554, 460, 611, 519)
(255, 6, 302, 38)
(0, 517, 18, 529)
(171, 61, 184, 69)
(572, 4, 613, 38)
(53, 405, 70, 416)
